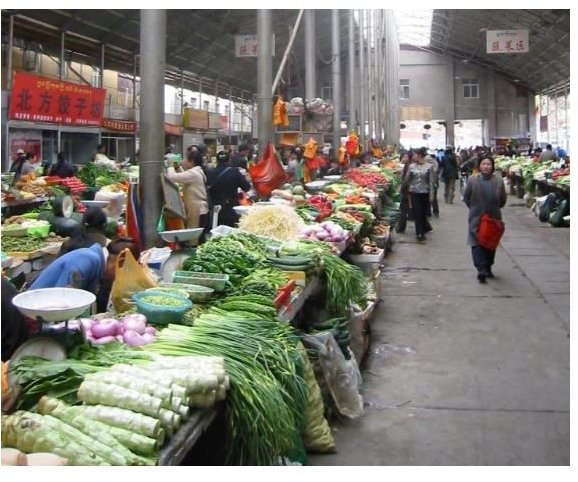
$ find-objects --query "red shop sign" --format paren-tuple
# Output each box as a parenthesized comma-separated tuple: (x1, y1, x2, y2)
(102, 118, 137, 133)
(9, 72, 106, 127)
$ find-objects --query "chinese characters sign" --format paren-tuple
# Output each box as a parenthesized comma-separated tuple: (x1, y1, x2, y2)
(9, 72, 106, 126)
(102, 118, 137, 133)
(235, 35, 275, 57)
(486, 30, 529, 54)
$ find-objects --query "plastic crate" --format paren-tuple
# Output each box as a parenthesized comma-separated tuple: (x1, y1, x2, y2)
(172, 271, 229, 291)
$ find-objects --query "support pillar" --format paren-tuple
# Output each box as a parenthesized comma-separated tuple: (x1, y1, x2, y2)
(348, 10, 356, 133)
(331, 9, 341, 147)
(446, 58, 456, 147)
(57, 31, 65, 153)
(257, 10, 273, 150)
(2, 14, 14, 171)
(304, 10, 316, 101)
(358, 10, 366, 144)
(139, 9, 166, 248)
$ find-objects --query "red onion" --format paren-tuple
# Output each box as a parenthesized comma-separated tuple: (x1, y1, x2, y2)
(123, 330, 147, 347)
(121, 314, 147, 335)
(91, 319, 120, 339)
(144, 326, 157, 336)
(141, 333, 156, 345)
(91, 335, 116, 345)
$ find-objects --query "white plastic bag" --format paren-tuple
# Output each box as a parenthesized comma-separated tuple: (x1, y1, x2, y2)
(95, 189, 127, 219)
(301, 332, 364, 419)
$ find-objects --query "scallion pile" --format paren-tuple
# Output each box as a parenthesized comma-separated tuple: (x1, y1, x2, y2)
(147, 308, 307, 465)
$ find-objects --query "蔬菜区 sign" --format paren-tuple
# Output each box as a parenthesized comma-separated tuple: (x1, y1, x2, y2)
(486, 30, 529, 54)
(9, 72, 106, 126)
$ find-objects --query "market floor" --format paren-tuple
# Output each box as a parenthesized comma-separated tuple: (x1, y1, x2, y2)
(309, 194, 570, 466)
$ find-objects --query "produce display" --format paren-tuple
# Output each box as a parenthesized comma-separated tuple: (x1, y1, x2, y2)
(238, 204, 306, 241)
(1, 235, 48, 252)
(1, 148, 405, 466)
(182, 233, 269, 286)
(84, 313, 157, 347)
(77, 163, 128, 188)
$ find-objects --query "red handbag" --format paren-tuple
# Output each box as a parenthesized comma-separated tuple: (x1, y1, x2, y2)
(477, 213, 505, 250)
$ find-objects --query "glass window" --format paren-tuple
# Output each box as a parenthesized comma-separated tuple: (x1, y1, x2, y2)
(462, 79, 479, 99)
(92, 67, 101, 88)
(400, 79, 410, 99)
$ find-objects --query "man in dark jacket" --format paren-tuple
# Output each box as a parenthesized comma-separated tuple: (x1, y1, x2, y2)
(230, 145, 250, 170)
(206, 151, 251, 227)
(441, 146, 459, 204)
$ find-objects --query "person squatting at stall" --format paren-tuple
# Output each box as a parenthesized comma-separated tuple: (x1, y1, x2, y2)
(404, 147, 435, 242)
(206, 150, 251, 227)
(463, 155, 507, 283)
(165, 150, 209, 229)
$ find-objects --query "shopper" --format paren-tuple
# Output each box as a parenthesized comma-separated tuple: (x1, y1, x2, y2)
(539, 144, 559, 163)
(463, 155, 507, 283)
(425, 150, 440, 217)
(166, 150, 209, 229)
(231, 144, 250, 170)
(49, 151, 75, 178)
(59, 206, 110, 256)
(441, 146, 459, 204)
(206, 150, 251, 227)
(395, 150, 413, 234)
(404, 147, 435, 242)
(10, 148, 34, 183)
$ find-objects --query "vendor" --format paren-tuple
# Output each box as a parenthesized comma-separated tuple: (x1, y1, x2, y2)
(92, 144, 119, 171)
(59, 207, 110, 255)
(231, 144, 250, 170)
(9, 148, 34, 184)
(207, 150, 251, 227)
(49, 152, 75, 178)
(165, 150, 209, 229)
(326, 159, 343, 176)
(29, 243, 107, 295)
(1, 276, 29, 362)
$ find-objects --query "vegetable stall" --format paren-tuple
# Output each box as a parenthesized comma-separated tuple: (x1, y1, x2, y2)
(1, 154, 403, 465)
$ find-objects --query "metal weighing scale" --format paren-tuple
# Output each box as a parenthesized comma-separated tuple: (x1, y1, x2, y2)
(158, 227, 206, 283)
(11, 287, 97, 353)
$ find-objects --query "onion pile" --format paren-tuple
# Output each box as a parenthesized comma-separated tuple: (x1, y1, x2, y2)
(84, 314, 157, 347)
(299, 221, 349, 243)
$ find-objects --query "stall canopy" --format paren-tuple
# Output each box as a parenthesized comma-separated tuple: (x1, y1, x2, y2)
(1, 9, 352, 101)
(2, 9, 569, 97)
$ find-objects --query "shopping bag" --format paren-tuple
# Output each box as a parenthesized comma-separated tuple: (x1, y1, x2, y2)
(110, 247, 157, 313)
(477, 213, 505, 251)
(248, 142, 288, 197)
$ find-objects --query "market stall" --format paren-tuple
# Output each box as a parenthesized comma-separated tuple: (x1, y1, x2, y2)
(1, 151, 404, 466)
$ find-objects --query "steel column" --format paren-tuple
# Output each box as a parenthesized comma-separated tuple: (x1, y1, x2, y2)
(331, 10, 342, 147)
(139, 9, 166, 248)
(57, 31, 65, 153)
(348, 10, 356, 133)
(366, 10, 373, 143)
(99, 43, 105, 143)
(257, 10, 273, 150)
(133, 54, 138, 162)
(304, 10, 316, 101)
(3, 15, 14, 171)
(358, 10, 366, 145)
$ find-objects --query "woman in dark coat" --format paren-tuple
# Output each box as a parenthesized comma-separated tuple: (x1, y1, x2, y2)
(463, 155, 507, 283)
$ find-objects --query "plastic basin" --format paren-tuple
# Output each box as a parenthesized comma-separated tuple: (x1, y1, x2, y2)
(132, 291, 192, 326)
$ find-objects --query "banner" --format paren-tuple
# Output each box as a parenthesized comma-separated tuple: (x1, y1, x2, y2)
(486, 30, 529, 54)
(102, 118, 137, 133)
(235, 34, 275, 57)
(9, 72, 106, 126)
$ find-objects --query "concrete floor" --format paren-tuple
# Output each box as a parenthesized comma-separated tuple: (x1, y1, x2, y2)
(310, 196, 570, 465)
